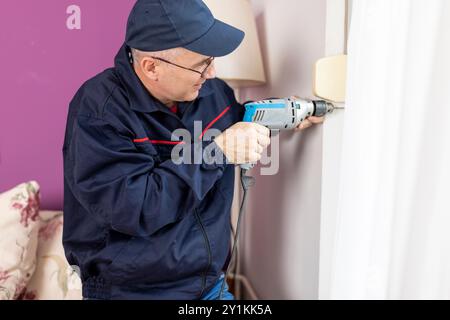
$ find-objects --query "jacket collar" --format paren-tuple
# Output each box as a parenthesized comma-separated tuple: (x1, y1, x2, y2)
(114, 44, 213, 114)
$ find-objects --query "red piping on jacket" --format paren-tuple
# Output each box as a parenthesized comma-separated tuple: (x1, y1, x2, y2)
(133, 105, 231, 145)
(198, 105, 231, 140)
(133, 137, 185, 145)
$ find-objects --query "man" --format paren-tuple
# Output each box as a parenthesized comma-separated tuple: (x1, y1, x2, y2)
(62, 0, 323, 300)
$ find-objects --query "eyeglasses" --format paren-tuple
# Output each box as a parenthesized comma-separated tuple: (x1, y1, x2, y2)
(151, 56, 215, 78)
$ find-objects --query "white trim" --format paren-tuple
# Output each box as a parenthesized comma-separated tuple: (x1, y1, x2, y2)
(318, 0, 349, 300)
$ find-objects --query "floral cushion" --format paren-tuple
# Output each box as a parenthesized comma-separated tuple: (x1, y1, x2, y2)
(23, 211, 82, 300)
(0, 181, 40, 300)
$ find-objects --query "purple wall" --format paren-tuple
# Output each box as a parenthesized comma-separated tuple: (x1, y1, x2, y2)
(0, 1, 136, 209)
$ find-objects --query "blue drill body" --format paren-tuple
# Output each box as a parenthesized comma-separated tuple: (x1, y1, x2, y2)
(243, 97, 334, 130)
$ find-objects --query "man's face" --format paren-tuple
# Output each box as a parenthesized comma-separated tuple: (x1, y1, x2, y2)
(153, 49, 216, 102)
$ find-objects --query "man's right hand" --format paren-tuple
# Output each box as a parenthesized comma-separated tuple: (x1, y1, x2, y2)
(214, 122, 271, 165)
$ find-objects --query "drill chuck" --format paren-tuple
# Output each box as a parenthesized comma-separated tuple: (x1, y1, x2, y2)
(313, 100, 335, 117)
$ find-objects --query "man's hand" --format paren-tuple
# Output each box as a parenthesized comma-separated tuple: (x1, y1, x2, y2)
(214, 122, 271, 164)
(294, 116, 325, 131)
(291, 96, 325, 131)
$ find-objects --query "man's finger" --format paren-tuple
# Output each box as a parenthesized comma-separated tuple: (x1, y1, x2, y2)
(253, 123, 270, 136)
(296, 119, 312, 131)
(307, 116, 325, 124)
(257, 134, 271, 148)
(255, 144, 264, 154)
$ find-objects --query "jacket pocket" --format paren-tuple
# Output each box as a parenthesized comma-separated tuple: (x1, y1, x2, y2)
(103, 236, 147, 284)
(123, 212, 209, 285)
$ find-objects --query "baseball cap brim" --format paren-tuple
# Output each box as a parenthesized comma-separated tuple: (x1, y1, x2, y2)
(183, 19, 245, 57)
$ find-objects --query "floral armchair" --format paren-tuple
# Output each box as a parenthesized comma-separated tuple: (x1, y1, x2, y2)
(0, 181, 82, 300)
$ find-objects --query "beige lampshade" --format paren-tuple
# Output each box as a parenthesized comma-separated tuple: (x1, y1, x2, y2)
(203, 0, 266, 88)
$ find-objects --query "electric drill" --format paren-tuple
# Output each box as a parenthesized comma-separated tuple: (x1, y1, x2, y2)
(243, 97, 335, 129)
(219, 97, 337, 298)
(241, 97, 336, 169)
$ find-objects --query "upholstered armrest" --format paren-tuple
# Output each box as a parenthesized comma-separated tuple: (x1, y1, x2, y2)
(23, 210, 82, 300)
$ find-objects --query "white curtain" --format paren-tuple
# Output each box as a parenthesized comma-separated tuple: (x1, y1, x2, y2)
(327, 0, 450, 299)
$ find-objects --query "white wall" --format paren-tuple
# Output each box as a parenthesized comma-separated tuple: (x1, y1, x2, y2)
(239, 0, 327, 299)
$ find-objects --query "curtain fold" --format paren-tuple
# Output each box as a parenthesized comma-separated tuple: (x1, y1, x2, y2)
(325, 0, 450, 299)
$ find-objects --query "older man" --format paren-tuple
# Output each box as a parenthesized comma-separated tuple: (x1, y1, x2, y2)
(62, 0, 323, 300)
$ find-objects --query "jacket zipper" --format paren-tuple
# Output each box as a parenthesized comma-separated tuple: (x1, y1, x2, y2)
(194, 209, 212, 298)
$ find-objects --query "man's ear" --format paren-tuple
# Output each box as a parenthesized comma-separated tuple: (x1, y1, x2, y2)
(140, 57, 159, 81)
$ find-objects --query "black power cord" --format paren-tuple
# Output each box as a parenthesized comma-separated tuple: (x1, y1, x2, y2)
(219, 168, 255, 300)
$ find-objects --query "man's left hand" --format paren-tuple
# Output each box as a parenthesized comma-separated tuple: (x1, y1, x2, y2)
(290, 96, 325, 131)
(294, 116, 324, 131)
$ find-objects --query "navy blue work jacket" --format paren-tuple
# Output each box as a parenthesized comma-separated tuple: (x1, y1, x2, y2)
(62, 44, 244, 299)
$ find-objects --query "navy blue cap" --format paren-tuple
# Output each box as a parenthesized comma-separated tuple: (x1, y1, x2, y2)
(125, 0, 245, 57)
